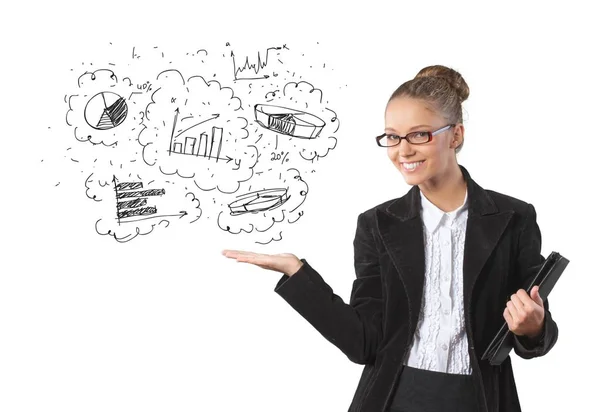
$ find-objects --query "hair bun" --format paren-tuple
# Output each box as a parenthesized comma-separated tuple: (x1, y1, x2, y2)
(415, 65, 470, 103)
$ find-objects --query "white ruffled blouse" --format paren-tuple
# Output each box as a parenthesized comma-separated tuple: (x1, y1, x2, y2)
(403, 187, 472, 375)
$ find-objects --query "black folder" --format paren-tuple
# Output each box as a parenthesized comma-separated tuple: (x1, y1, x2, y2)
(481, 251, 569, 365)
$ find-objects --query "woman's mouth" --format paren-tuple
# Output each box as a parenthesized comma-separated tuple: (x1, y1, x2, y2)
(401, 160, 425, 172)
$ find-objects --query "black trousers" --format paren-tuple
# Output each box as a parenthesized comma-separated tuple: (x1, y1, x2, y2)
(389, 365, 479, 412)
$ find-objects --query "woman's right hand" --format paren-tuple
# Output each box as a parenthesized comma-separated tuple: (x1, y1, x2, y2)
(221, 250, 304, 277)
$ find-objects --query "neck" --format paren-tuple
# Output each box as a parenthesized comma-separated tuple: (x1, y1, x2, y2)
(418, 163, 467, 212)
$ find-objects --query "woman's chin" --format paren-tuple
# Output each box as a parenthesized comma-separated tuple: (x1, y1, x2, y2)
(399, 164, 427, 183)
(403, 176, 424, 186)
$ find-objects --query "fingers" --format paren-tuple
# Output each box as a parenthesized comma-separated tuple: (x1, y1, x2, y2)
(504, 291, 523, 327)
(221, 249, 293, 274)
(503, 307, 514, 330)
(505, 288, 541, 333)
(531, 285, 544, 306)
(513, 291, 528, 311)
(222, 249, 272, 266)
(505, 302, 519, 326)
(222, 250, 261, 259)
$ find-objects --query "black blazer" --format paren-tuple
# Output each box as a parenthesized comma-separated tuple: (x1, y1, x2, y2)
(274, 164, 559, 412)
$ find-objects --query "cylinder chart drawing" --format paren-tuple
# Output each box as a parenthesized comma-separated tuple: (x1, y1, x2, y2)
(254, 104, 325, 139)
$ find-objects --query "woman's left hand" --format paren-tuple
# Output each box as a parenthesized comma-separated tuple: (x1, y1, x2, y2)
(504, 285, 545, 339)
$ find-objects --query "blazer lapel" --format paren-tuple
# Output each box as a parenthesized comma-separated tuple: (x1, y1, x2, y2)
(376, 164, 514, 331)
(376, 184, 426, 329)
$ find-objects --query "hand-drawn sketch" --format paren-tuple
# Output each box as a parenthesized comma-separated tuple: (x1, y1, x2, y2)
(114, 178, 166, 223)
(228, 188, 290, 216)
(49, 42, 343, 243)
(85, 92, 128, 130)
(217, 167, 308, 244)
(251, 81, 339, 163)
(138, 69, 256, 194)
(231, 45, 286, 81)
(66, 69, 139, 147)
(254, 104, 325, 138)
(86, 170, 202, 243)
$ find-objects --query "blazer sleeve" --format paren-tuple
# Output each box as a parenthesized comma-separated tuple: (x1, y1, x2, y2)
(273, 211, 384, 365)
(511, 203, 559, 359)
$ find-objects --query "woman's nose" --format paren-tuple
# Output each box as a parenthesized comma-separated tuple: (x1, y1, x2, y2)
(397, 138, 414, 155)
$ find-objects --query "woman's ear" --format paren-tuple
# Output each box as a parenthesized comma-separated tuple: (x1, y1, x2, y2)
(451, 124, 464, 149)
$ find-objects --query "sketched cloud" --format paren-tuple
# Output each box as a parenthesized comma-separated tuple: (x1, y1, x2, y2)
(256, 80, 339, 162)
(138, 69, 258, 194)
(216, 168, 308, 238)
(65, 69, 142, 148)
(85, 169, 202, 243)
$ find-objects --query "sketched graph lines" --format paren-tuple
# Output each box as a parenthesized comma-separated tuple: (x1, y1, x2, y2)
(138, 69, 258, 194)
(167, 110, 234, 164)
(231, 45, 288, 81)
(53, 43, 344, 243)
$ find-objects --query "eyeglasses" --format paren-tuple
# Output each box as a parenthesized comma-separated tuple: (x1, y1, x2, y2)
(375, 124, 456, 147)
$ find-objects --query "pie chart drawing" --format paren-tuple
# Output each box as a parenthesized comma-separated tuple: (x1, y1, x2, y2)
(254, 104, 325, 139)
(84, 92, 128, 130)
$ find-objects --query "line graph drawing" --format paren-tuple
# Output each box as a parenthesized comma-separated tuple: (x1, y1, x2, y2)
(231, 45, 288, 81)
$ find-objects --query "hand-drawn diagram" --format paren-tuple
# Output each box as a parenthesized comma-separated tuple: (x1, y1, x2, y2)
(255, 104, 325, 138)
(231, 45, 283, 81)
(49, 42, 343, 243)
(85, 92, 128, 130)
(228, 188, 290, 216)
(66, 69, 139, 148)
(114, 178, 166, 223)
(217, 167, 309, 243)
(85, 170, 202, 243)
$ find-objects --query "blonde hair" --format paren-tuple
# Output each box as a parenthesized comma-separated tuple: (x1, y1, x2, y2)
(388, 65, 469, 153)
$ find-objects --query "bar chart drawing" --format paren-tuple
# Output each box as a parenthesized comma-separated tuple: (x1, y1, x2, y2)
(113, 177, 166, 224)
(170, 125, 234, 164)
(167, 110, 234, 164)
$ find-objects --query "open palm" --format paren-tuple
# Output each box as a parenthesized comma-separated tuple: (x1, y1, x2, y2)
(221, 249, 304, 277)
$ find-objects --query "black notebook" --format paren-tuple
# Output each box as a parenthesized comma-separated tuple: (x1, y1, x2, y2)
(481, 251, 569, 365)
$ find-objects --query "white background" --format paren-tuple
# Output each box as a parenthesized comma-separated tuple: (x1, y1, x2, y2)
(1, 1, 597, 411)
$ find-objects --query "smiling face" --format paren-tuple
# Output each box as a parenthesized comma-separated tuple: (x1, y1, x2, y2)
(385, 97, 464, 189)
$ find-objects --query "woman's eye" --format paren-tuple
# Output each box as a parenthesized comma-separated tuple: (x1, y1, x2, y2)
(387, 134, 399, 139)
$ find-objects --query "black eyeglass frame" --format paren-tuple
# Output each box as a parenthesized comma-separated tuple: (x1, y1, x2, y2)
(375, 124, 456, 147)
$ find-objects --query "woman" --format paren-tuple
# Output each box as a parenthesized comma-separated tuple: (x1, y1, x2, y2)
(222, 65, 558, 412)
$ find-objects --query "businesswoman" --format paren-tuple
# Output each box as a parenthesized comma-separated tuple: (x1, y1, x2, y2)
(222, 65, 559, 412)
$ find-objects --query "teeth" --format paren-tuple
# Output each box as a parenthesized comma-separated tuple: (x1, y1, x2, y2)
(403, 161, 424, 170)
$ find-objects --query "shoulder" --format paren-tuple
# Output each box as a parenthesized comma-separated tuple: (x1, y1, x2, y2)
(358, 197, 399, 222)
(485, 189, 531, 213)
(484, 189, 538, 225)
